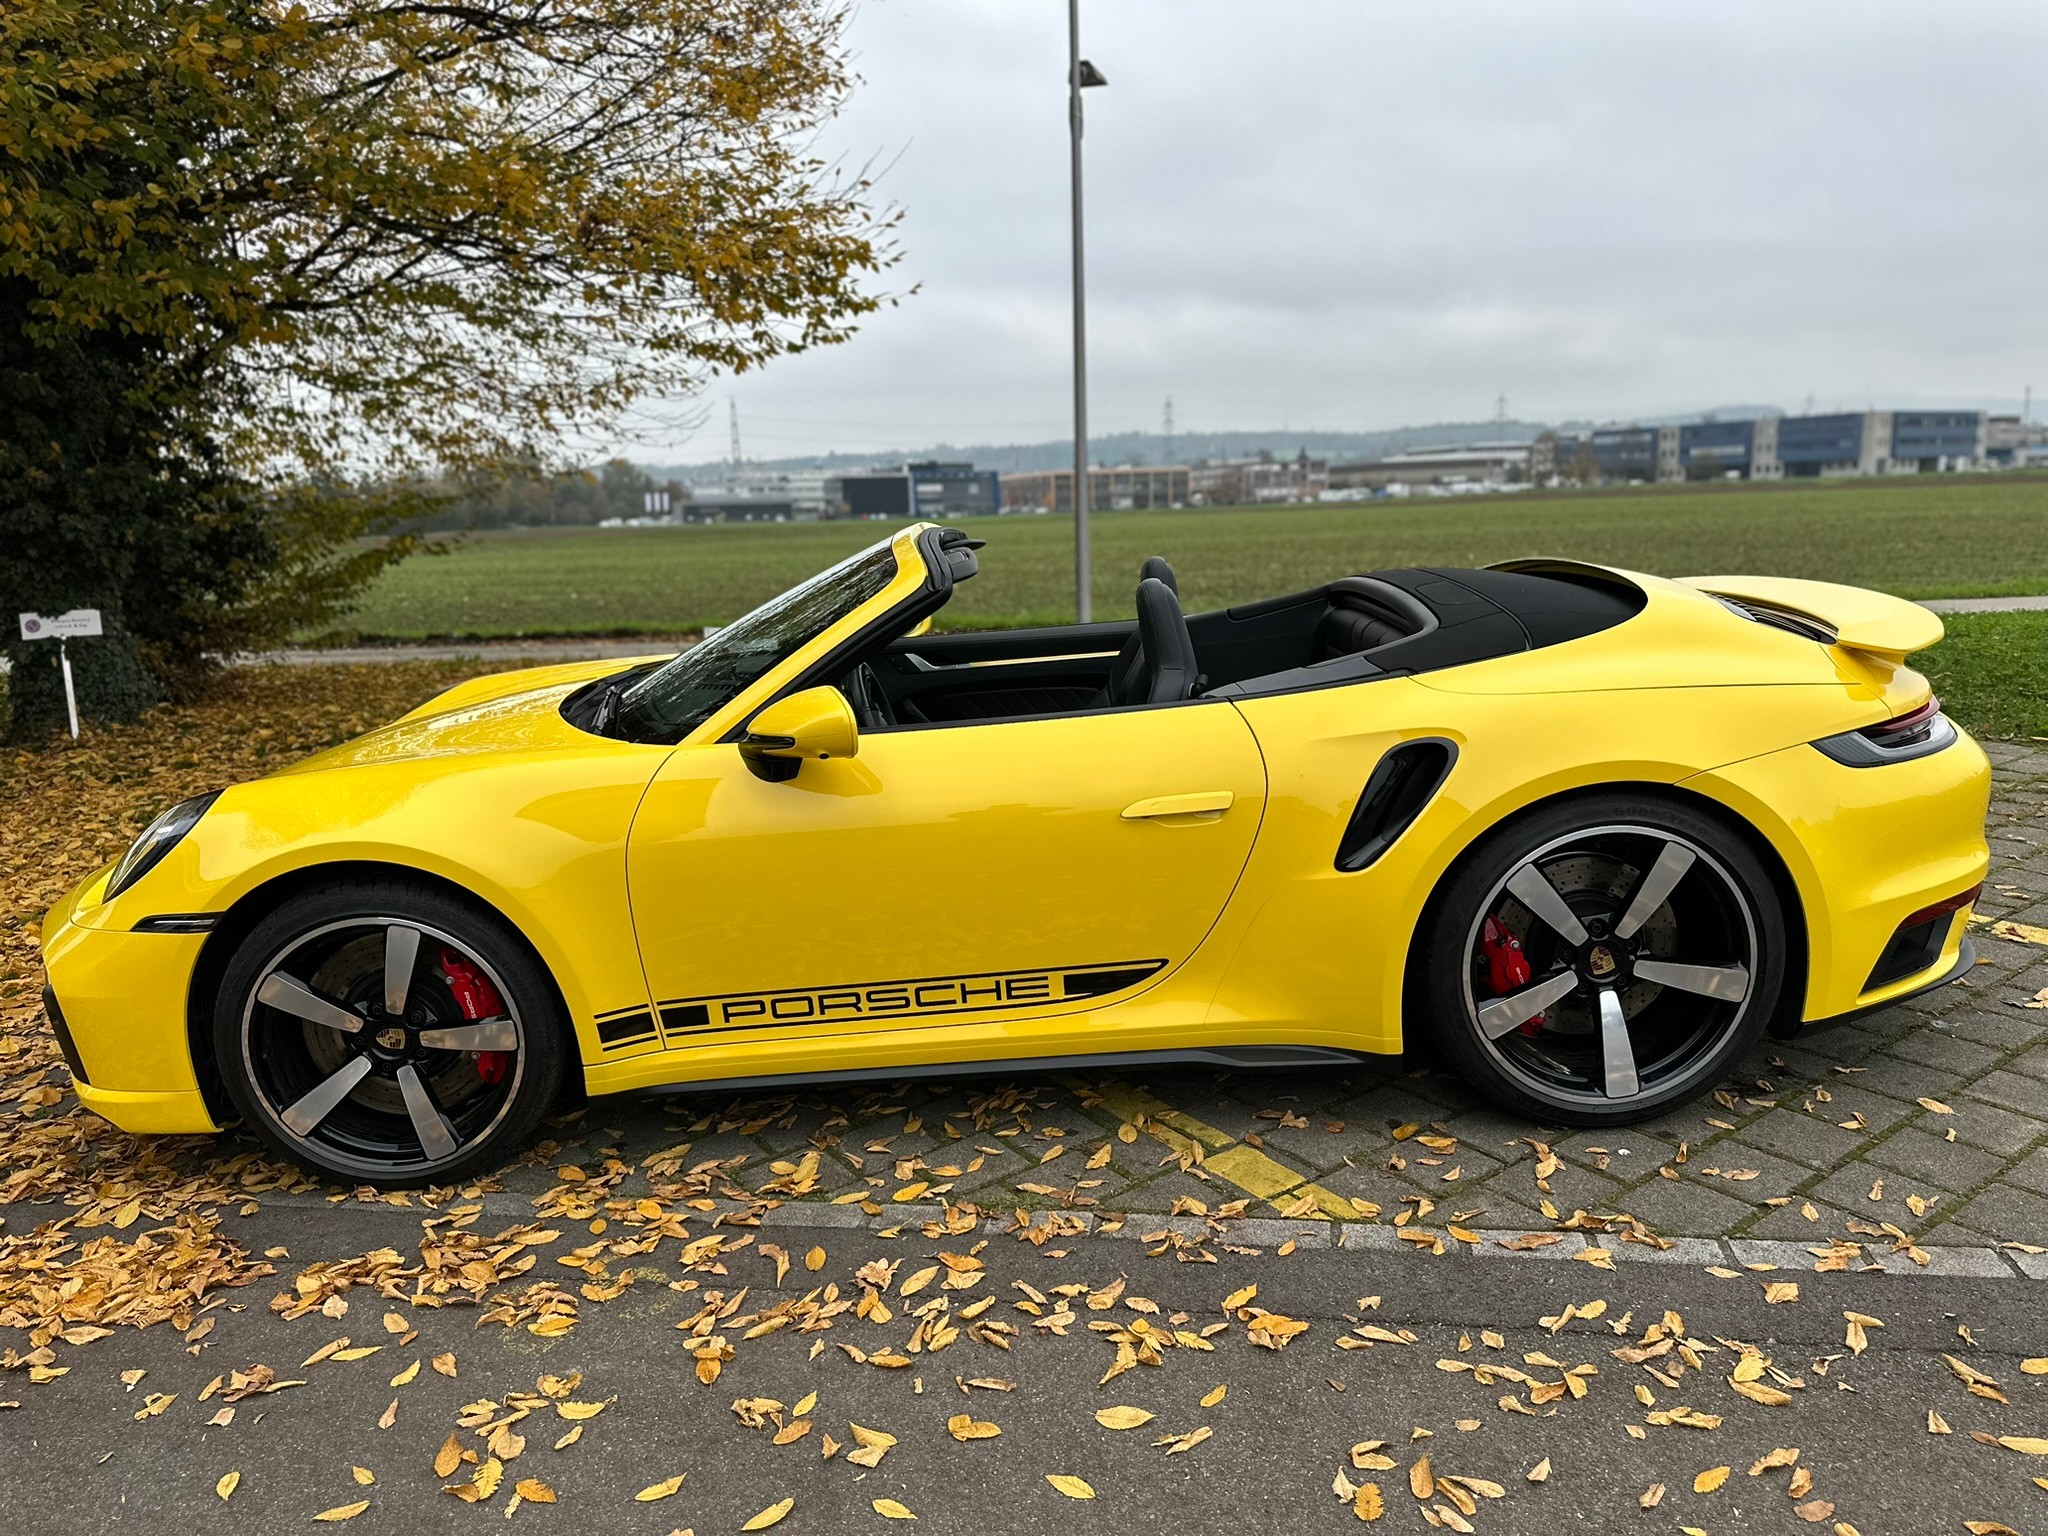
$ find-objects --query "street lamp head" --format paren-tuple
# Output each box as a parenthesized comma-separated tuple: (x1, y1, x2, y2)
(1075, 59, 1108, 88)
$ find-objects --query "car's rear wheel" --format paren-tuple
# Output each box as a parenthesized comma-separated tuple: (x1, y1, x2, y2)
(1416, 796, 1784, 1126)
(213, 880, 567, 1186)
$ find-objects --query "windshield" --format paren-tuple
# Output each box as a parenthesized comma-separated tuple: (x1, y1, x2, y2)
(613, 536, 905, 744)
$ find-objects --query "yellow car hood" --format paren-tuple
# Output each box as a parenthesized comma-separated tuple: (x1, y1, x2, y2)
(276, 656, 669, 774)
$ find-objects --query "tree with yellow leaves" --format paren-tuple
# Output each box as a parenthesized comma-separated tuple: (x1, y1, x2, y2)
(1, 0, 890, 735)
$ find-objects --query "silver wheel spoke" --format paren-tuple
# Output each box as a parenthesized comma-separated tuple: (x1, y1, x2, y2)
(258, 972, 363, 1034)
(1616, 842, 1696, 940)
(1477, 970, 1581, 1039)
(1596, 987, 1640, 1098)
(417, 1018, 517, 1052)
(396, 1064, 460, 1162)
(1634, 959, 1751, 1002)
(383, 924, 422, 1017)
(280, 1055, 373, 1135)
(1505, 864, 1589, 946)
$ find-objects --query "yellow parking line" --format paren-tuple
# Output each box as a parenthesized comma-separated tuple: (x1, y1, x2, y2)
(1061, 1075, 1357, 1221)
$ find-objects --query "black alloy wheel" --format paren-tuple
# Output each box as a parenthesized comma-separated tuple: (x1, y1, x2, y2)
(1417, 797, 1784, 1125)
(214, 880, 566, 1186)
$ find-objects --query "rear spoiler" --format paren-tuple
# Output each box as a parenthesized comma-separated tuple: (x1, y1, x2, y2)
(1678, 575, 1943, 663)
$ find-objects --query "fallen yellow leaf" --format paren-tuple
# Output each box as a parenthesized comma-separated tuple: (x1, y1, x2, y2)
(1201, 1385, 1227, 1408)
(947, 1414, 1001, 1441)
(1094, 1406, 1155, 1430)
(312, 1502, 370, 1522)
(742, 1496, 795, 1529)
(872, 1498, 916, 1520)
(1694, 1466, 1731, 1494)
(1527, 1458, 1551, 1483)
(635, 1474, 685, 1502)
(1354, 1481, 1384, 1521)
(215, 1472, 240, 1501)
(1046, 1475, 1096, 1499)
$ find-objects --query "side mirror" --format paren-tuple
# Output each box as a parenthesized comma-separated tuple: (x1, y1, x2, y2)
(740, 686, 859, 782)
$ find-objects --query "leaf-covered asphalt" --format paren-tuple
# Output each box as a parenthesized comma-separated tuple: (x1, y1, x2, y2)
(6, 1204, 2046, 1535)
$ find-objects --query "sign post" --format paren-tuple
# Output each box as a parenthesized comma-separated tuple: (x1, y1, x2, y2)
(17, 610, 105, 740)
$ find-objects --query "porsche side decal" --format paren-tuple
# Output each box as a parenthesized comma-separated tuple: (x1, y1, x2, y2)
(593, 1004, 659, 1048)
(628, 959, 1169, 1050)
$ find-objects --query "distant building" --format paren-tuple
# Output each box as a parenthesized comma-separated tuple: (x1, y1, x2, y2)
(1186, 451, 1327, 505)
(1000, 466, 1190, 513)
(1679, 418, 1757, 479)
(1887, 411, 1985, 471)
(1328, 442, 1530, 491)
(1540, 408, 1996, 486)
(1590, 426, 1659, 481)
(673, 493, 802, 523)
(838, 461, 1001, 519)
(1776, 412, 1867, 477)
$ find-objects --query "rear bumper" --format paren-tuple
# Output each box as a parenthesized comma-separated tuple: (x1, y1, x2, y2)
(40, 873, 222, 1135)
(1684, 728, 1991, 1026)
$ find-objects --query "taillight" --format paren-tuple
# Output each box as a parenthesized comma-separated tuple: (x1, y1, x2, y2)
(1813, 698, 1958, 767)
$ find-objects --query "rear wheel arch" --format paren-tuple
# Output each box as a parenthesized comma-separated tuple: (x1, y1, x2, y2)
(1401, 781, 1808, 1045)
(186, 861, 578, 1124)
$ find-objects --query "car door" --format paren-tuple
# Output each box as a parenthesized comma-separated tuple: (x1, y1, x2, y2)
(622, 699, 1266, 1056)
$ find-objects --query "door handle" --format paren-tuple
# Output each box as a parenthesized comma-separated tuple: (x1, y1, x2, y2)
(1121, 791, 1235, 822)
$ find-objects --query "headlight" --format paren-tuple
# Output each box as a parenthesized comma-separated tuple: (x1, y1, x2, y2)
(104, 791, 220, 900)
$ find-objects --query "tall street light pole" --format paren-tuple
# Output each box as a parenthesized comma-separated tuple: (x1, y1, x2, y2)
(1068, 2, 1106, 623)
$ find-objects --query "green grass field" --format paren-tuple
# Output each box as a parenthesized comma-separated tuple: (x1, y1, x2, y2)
(328, 476, 2048, 641)
(1919, 611, 2048, 740)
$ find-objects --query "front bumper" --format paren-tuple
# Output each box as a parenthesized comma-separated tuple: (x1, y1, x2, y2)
(40, 868, 222, 1135)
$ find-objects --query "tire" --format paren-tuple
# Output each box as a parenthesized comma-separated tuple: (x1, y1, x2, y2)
(1413, 794, 1785, 1127)
(212, 877, 568, 1187)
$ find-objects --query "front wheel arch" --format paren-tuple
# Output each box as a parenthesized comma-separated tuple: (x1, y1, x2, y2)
(1400, 782, 1808, 1055)
(185, 861, 578, 1126)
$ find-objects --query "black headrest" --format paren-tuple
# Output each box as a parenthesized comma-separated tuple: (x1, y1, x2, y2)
(1139, 556, 1178, 595)
(1134, 578, 1198, 704)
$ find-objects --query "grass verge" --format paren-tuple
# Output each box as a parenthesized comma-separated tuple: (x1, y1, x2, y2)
(323, 477, 2048, 641)
(1919, 612, 2048, 740)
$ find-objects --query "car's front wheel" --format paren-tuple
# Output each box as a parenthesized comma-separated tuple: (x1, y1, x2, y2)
(213, 879, 567, 1186)
(1416, 796, 1785, 1126)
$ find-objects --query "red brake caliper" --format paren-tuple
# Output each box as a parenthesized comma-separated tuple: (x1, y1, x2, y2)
(1480, 917, 1545, 1035)
(439, 946, 512, 1084)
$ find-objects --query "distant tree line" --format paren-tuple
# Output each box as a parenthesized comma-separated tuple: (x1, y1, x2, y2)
(406, 459, 682, 533)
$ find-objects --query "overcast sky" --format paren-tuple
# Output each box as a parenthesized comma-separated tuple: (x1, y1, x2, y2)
(649, 0, 2048, 464)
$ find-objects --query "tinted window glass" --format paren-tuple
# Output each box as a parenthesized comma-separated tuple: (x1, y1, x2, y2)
(615, 538, 902, 744)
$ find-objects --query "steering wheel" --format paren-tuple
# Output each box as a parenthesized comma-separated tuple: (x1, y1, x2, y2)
(849, 663, 895, 729)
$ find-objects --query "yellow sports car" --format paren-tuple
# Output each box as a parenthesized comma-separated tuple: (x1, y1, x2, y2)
(42, 523, 1990, 1185)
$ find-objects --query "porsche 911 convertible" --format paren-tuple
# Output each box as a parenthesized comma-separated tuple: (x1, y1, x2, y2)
(42, 523, 1990, 1185)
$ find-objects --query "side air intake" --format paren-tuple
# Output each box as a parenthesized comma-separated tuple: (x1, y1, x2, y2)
(1335, 738, 1457, 872)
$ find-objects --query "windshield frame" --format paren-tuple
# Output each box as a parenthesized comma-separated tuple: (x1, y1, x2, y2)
(607, 525, 939, 748)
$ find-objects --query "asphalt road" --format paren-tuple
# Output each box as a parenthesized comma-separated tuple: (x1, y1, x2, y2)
(7, 1200, 2045, 1536)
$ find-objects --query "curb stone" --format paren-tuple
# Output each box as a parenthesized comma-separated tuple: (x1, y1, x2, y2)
(185, 1192, 2046, 1279)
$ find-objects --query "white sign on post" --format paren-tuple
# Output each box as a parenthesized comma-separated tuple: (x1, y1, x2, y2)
(17, 609, 103, 739)
(19, 609, 104, 640)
